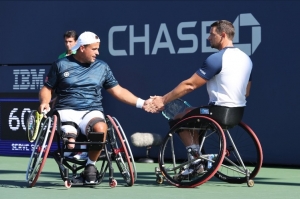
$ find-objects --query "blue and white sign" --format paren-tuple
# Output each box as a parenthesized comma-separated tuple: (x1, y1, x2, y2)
(0, 65, 50, 93)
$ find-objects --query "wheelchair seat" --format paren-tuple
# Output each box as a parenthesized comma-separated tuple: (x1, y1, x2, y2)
(169, 105, 244, 129)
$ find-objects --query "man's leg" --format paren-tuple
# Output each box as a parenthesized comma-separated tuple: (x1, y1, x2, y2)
(86, 121, 107, 163)
(179, 130, 200, 159)
(58, 110, 81, 153)
(174, 107, 200, 159)
(178, 130, 204, 175)
(79, 111, 107, 183)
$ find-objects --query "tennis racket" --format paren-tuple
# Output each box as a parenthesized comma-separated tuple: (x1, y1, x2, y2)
(162, 99, 192, 120)
(26, 110, 47, 142)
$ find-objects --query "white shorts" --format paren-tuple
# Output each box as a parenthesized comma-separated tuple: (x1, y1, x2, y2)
(57, 109, 105, 136)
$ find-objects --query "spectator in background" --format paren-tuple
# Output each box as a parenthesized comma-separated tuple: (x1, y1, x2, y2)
(58, 30, 78, 59)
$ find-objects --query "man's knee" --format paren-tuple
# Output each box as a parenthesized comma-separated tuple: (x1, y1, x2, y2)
(93, 122, 107, 134)
(85, 118, 107, 135)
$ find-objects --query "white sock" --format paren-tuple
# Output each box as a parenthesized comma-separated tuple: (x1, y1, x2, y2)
(86, 158, 96, 166)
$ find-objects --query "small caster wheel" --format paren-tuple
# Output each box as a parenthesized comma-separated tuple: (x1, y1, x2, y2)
(156, 176, 164, 184)
(247, 179, 254, 187)
(64, 180, 72, 188)
(110, 179, 117, 188)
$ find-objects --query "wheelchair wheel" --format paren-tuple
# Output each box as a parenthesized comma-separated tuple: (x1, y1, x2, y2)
(215, 121, 263, 184)
(159, 116, 226, 188)
(110, 116, 137, 181)
(26, 115, 57, 187)
(106, 115, 135, 186)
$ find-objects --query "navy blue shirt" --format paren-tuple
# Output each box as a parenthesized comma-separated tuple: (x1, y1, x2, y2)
(45, 55, 118, 111)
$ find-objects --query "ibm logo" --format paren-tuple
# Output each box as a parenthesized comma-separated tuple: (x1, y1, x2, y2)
(13, 69, 45, 90)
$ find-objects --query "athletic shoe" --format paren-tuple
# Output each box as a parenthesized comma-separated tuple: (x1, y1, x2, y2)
(73, 152, 88, 160)
(181, 161, 204, 175)
(83, 164, 98, 184)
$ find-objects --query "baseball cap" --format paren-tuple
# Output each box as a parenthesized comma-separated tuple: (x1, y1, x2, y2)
(71, 31, 100, 51)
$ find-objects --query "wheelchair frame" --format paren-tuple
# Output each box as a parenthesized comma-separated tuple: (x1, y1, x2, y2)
(26, 112, 136, 188)
(155, 110, 263, 188)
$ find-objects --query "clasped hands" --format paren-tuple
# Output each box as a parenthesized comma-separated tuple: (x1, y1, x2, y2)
(142, 96, 165, 113)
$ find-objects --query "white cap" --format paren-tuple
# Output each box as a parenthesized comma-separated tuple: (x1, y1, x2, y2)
(71, 31, 100, 51)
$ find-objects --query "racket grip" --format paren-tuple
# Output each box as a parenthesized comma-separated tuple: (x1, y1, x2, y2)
(41, 107, 50, 116)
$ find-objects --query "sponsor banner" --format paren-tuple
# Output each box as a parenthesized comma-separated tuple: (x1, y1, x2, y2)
(0, 65, 50, 93)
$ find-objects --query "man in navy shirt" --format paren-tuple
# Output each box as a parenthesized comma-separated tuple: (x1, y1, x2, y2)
(151, 20, 252, 175)
(39, 31, 151, 184)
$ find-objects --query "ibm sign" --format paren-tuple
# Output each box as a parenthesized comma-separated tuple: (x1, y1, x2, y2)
(0, 66, 50, 93)
(13, 69, 45, 90)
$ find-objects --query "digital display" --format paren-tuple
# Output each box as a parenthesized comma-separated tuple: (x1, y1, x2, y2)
(0, 100, 39, 140)
(0, 99, 59, 156)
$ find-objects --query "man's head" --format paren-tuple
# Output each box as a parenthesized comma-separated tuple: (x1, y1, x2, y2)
(63, 30, 78, 52)
(208, 20, 235, 50)
(72, 31, 101, 64)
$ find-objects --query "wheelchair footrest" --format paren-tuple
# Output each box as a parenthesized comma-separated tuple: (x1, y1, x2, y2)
(70, 176, 101, 186)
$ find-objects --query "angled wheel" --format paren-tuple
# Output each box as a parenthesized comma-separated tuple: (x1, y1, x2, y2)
(26, 115, 57, 187)
(106, 115, 135, 186)
(159, 116, 226, 188)
(215, 122, 263, 183)
(111, 116, 137, 181)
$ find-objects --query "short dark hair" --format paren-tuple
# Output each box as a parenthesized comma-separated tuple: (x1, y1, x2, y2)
(211, 20, 235, 40)
(63, 30, 78, 41)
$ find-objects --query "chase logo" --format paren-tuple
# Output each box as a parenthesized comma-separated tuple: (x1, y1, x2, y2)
(233, 13, 261, 56)
(108, 13, 261, 56)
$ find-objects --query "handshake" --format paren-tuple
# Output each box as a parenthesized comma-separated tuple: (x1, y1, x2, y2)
(142, 96, 165, 113)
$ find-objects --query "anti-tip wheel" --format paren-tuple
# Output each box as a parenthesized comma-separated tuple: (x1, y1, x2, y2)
(110, 179, 117, 188)
(64, 180, 72, 188)
(247, 179, 254, 187)
(156, 176, 164, 184)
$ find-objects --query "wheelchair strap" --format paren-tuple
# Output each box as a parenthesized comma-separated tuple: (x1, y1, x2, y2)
(61, 121, 80, 132)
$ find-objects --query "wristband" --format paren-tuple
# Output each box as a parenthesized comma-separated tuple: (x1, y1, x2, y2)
(136, 98, 145, 109)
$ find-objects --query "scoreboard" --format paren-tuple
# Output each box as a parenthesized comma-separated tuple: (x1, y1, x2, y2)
(0, 65, 52, 156)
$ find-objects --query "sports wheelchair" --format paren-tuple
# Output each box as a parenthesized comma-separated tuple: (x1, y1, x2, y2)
(26, 111, 136, 188)
(155, 106, 263, 188)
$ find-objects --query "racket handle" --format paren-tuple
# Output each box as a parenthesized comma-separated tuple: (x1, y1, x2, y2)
(42, 107, 50, 116)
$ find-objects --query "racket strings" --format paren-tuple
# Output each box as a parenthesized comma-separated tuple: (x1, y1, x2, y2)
(164, 100, 190, 120)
